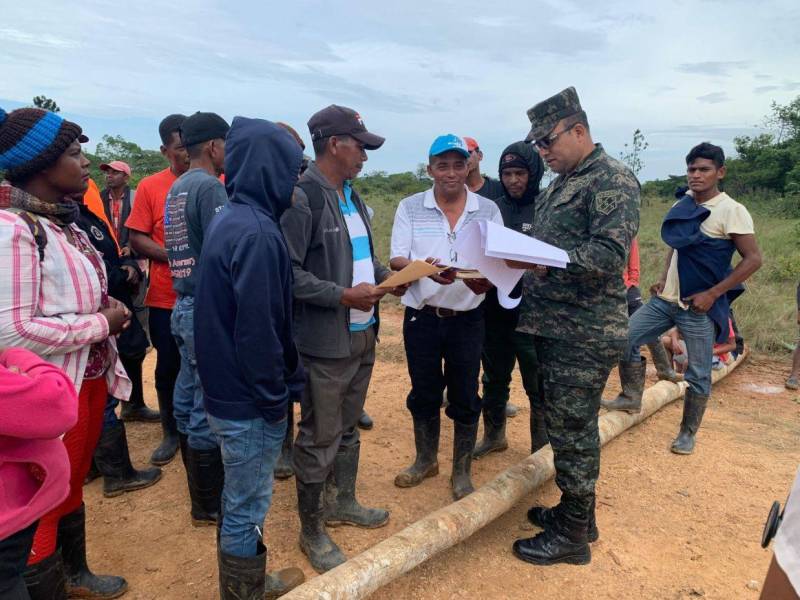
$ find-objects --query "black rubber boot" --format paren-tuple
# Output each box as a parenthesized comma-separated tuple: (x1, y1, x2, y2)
(513, 511, 591, 566)
(394, 415, 440, 488)
(325, 443, 389, 529)
(601, 358, 646, 413)
(93, 420, 162, 498)
(186, 445, 224, 526)
(149, 388, 179, 466)
(178, 432, 189, 472)
(527, 497, 599, 543)
(472, 406, 508, 460)
(451, 420, 478, 500)
(118, 354, 160, 423)
(218, 539, 304, 600)
(297, 480, 346, 573)
(671, 389, 709, 455)
(530, 403, 549, 453)
(23, 550, 68, 600)
(57, 504, 128, 598)
(357, 410, 374, 430)
(274, 407, 294, 480)
(84, 459, 101, 485)
(648, 342, 682, 383)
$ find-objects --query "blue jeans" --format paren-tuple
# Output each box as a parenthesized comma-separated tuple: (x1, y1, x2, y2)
(103, 395, 120, 428)
(171, 295, 217, 450)
(207, 415, 287, 557)
(624, 296, 714, 396)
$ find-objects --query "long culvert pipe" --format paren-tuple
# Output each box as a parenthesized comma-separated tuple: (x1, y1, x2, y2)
(283, 351, 748, 599)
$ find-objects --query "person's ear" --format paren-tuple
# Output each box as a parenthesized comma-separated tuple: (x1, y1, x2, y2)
(427, 163, 434, 178)
(160, 145, 168, 157)
(718, 165, 727, 180)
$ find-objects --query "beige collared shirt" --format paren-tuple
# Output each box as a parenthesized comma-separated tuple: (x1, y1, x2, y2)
(659, 191, 754, 307)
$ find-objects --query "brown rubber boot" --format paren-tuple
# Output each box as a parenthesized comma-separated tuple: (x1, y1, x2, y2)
(394, 415, 440, 487)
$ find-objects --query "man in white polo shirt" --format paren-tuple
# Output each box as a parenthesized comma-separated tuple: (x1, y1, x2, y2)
(602, 142, 762, 455)
(390, 134, 503, 500)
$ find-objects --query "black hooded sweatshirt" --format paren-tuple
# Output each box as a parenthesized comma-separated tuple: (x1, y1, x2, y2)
(484, 141, 545, 324)
(195, 117, 305, 423)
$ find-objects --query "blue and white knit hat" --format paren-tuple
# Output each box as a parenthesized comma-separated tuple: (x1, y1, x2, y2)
(0, 107, 88, 180)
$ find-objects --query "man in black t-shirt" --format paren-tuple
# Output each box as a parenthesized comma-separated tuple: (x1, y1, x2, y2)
(164, 111, 229, 527)
(464, 136, 504, 200)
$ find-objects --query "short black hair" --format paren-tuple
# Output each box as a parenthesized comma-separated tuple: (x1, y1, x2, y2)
(564, 110, 590, 133)
(686, 142, 725, 168)
(185, 141, 207, 160)
(312, 136, 329, 157)
(159, 113, 187, 146)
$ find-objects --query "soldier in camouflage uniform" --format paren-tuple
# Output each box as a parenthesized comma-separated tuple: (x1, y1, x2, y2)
(509, 87, 640, 566)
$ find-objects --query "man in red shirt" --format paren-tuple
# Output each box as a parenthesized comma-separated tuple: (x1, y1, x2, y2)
(125, 114, 189, 465)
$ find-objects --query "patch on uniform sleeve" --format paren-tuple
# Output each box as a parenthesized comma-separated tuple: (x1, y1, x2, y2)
(594, 190, 623, 215)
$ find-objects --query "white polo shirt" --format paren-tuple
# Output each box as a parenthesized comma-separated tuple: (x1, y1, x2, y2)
(390, 186, 503, 311)
(660, 191, 754, 307)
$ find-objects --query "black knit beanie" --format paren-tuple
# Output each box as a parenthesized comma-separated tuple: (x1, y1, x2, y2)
(0, 107, 88, 182)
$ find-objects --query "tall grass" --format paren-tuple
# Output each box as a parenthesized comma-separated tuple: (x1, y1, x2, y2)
(361, 186, 798, 355)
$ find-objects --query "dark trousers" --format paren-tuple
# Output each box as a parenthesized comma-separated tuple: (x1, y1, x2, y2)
(148, 307, 180, 394)
(535, 336, 624, 519)
(481, 324, 540, 418)
(119, 351, 145, 404)
(293, 327, 376, 483)
(0, 520, 37, 598)
(403, 306, 484, 425)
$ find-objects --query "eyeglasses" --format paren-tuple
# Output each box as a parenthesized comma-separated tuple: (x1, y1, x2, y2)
(533, 123, 576, 150)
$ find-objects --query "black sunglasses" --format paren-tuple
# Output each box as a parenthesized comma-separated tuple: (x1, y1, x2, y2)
(533, 123, 577, 150)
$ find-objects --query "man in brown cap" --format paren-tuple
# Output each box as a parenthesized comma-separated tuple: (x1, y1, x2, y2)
(280, 105, 405, 573)
(509, 87, 640, 566)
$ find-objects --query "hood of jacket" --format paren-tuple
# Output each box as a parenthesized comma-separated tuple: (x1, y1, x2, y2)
(224, 117, 303, 220)
(497, 141, 545, 206)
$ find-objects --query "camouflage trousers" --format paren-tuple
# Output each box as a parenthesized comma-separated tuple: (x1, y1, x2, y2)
(534, 336, 625, 519)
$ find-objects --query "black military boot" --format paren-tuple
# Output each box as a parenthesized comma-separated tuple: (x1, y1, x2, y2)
(670, 389, 709, 455)
(217, 538, 304, 600)
(601, 358, 646, 413)
(648, 342, 682, 383)
(274, 407, 295, 480)
(84, 459, 101, 485)
(357, 410, 374, 430)
(149, 388, 179, 466)
(451, 420, 479, 500)
(57, 504, 128, 598)
(93, 420, 162, 498)
(530, 403, 549, 453)
(296, 480, 346, 573)
(513, 511, 591, 566)
(23, 550, 68, 600)
(473, 405, 508, 459)
(186, 445, 225, 526)
(325, 443, 389, 529)
(394, 415, 440, 488)
(118, 354, 160, 422)
(527, 497, 599, 543)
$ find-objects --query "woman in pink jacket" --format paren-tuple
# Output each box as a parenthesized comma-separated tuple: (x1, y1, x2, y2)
(0, 348, 77, 599)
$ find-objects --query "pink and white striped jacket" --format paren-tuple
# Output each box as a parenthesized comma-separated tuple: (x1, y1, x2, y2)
(0, 209, 131, 399)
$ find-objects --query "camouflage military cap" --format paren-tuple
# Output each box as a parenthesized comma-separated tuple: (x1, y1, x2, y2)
(525, 86, 583, 143)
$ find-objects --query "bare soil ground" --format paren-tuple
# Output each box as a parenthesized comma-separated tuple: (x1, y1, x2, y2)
(84, 306, 800, 599)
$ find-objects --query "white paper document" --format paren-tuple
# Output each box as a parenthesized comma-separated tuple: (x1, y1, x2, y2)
(453, 220, 569, 308)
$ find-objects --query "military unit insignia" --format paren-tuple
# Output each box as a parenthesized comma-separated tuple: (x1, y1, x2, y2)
(594, 190, 622, 215)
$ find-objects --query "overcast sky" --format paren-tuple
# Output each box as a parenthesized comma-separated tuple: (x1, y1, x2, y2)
(2, 0, 798, 182)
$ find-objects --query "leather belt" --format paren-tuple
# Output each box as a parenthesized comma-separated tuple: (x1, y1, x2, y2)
(419, 305, 460, 318)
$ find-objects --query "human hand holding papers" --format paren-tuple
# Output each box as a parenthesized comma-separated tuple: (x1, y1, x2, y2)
(453, 220, 569, 308)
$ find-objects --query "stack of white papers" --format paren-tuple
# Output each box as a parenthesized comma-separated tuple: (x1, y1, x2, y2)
(454, 220, 569, 308)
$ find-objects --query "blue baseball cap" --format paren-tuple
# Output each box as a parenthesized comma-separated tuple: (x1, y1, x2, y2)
(429, 134, 470, 159)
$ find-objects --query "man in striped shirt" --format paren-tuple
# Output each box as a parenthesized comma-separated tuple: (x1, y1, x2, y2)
(280, 105, 406, 574)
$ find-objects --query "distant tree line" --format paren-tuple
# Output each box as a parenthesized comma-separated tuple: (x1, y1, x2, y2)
(643, 96, 800, 199)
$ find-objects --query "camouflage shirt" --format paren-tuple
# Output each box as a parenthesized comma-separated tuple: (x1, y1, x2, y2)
(517, 144, 640, 341)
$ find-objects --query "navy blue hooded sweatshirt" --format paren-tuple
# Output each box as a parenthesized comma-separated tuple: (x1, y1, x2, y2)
(661, 194, 744, 343)
(195, 117, 304, 423)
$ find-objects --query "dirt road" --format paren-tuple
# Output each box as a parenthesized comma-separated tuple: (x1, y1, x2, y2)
(84, 306, 800, 599)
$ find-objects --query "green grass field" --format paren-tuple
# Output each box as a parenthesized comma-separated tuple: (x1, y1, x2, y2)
(360, 189, 799, 355)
